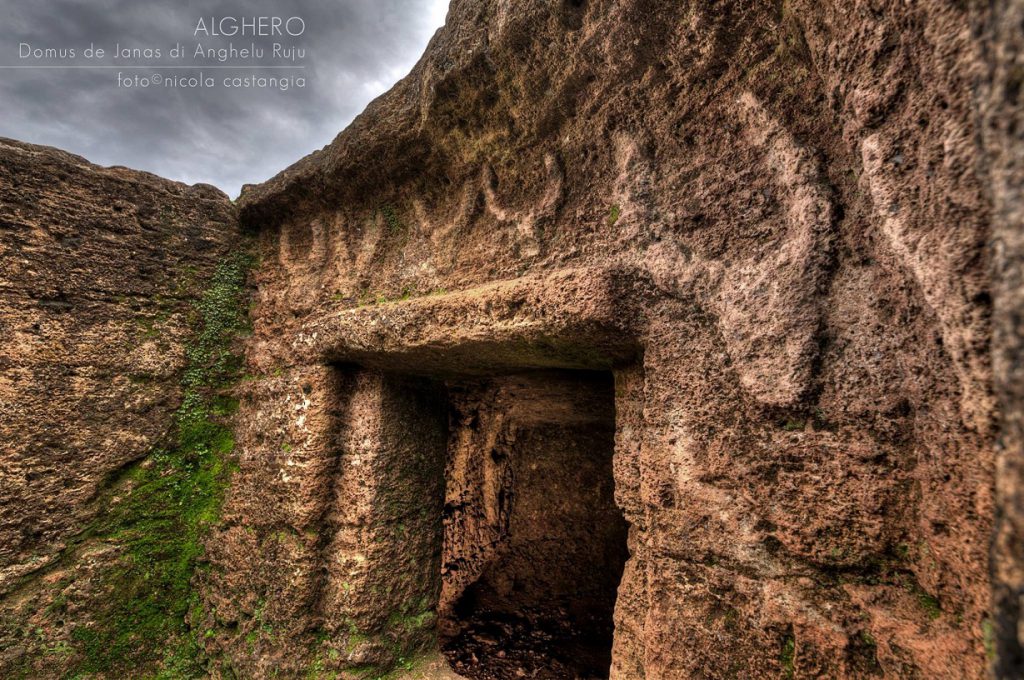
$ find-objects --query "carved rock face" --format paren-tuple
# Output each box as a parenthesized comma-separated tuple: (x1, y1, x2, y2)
(216, 1, 1002, 676)
(2, 0, 1022, 677)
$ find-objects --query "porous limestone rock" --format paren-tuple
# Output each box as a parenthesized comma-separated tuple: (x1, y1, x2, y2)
(2, 0, 1024, 678)
(0, 138, 239, 677)
(207, 0, 1009, 677)
(983, 0, 1024, 676)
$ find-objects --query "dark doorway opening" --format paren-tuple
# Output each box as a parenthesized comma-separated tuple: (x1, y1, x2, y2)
(439, 371, 628, 679)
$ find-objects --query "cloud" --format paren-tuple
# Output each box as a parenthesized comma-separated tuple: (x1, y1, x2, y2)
(0, 0, 448, 196)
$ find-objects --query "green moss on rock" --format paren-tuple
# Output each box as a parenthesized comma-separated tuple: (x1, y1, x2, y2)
(64, 251, 254, 678)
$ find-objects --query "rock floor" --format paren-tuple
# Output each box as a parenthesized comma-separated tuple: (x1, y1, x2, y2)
(442, 607, 612, 679)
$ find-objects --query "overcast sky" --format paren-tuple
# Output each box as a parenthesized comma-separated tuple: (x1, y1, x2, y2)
(0, 0, 448, 196)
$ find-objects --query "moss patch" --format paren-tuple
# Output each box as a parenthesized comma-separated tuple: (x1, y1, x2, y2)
(607, 203, 621, 227)
(379, 204, 407, 238)
(982, 618, 996, 662)
(779, 630, 796, 678)
(909, 583, 942, 621)
(63, 251, 254, 678)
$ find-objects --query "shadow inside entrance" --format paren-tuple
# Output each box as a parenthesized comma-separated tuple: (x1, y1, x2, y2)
(438, 371, 628, 679)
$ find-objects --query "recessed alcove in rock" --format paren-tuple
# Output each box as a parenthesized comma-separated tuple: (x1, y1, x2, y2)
(290, 269, 639, 678)
(438, 371, 628, 679)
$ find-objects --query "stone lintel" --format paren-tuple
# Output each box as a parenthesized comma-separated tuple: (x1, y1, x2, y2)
(291, 266, 646, 375)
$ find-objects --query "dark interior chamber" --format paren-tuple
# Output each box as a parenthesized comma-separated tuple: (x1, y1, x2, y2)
(438, 371, 628, 679)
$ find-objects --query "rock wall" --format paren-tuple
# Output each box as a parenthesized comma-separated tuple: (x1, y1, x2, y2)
(984, 0, 1024, 676)
(0, 138, 242, 677)
(212, 0, 1008, 677)
(0, 0, 1022, 678)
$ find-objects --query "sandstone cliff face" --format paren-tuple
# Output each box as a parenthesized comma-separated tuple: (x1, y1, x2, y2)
(985, 0, 1024, 675)
(0, 0, 1021, 678)
(204, 0, 1002, 677)
(0, 139, 242, 677)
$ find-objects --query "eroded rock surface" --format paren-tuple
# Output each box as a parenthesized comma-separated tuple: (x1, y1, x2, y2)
(1, 0, 1023, 678)
(0, 138, 240, 677)
(984, 0, 1024, 676)
(208, 0, 1007, 677)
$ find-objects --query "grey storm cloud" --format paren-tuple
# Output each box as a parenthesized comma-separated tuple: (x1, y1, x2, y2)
(0, 0, 448, 196)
